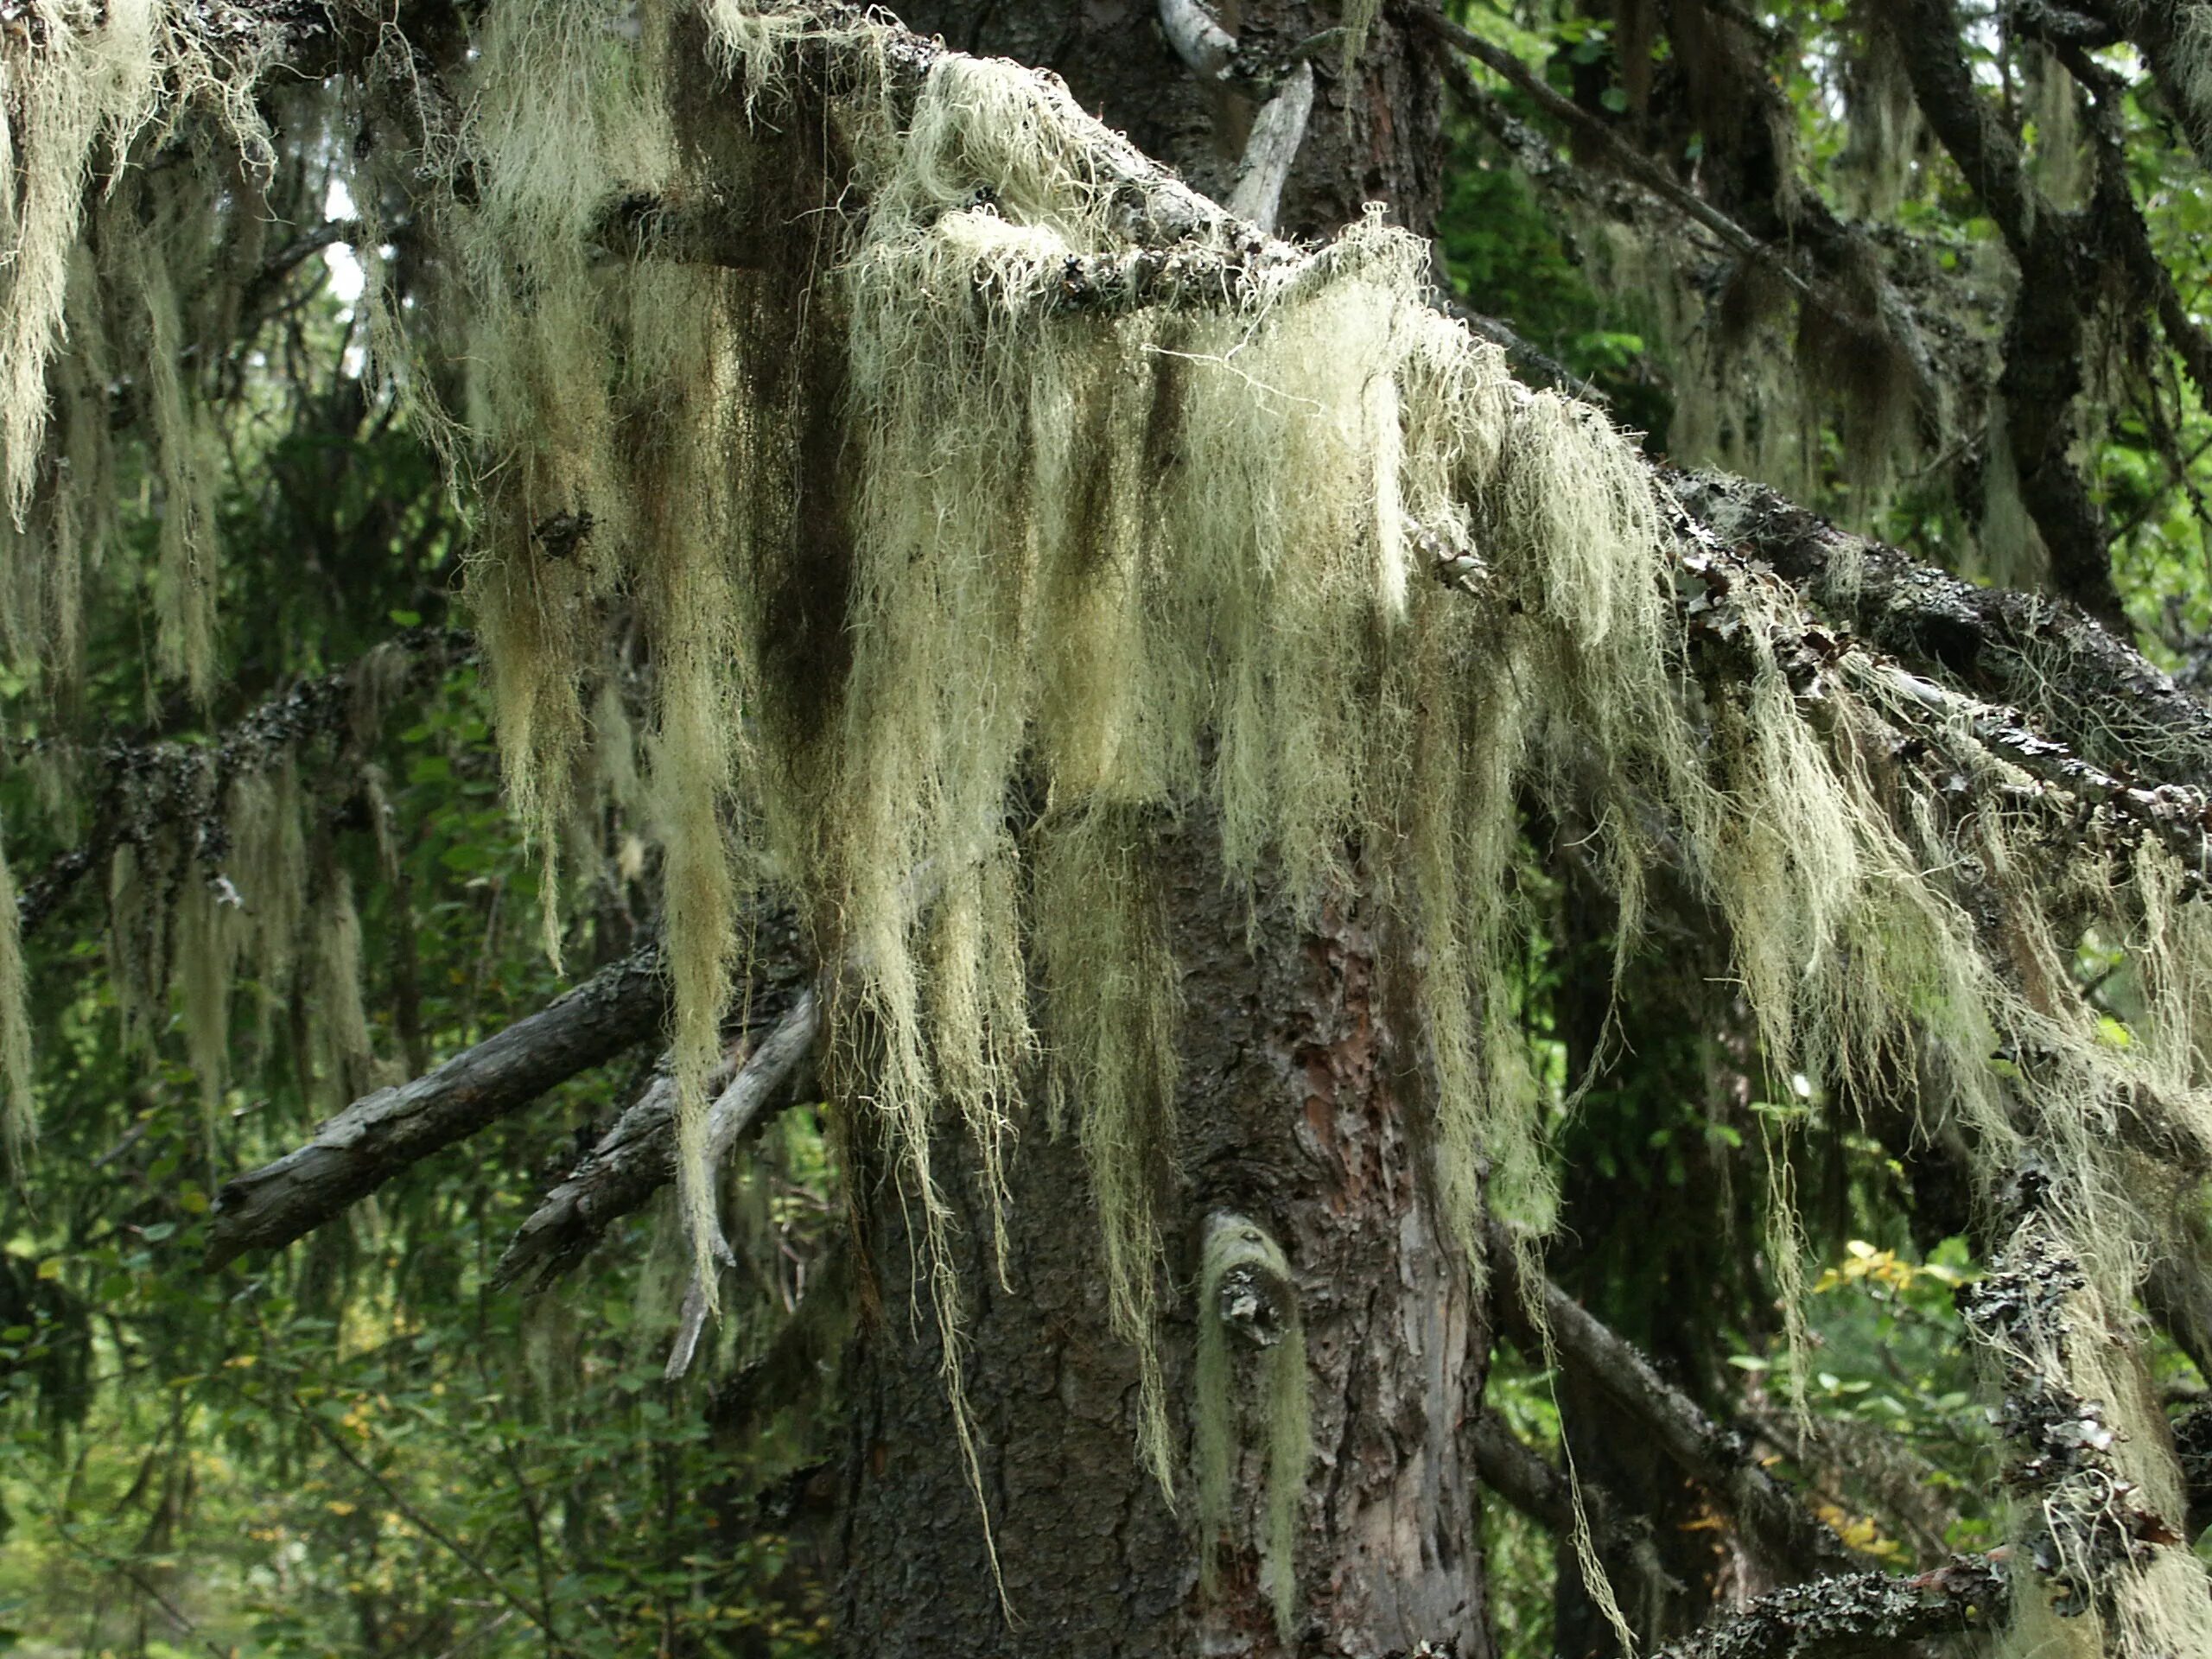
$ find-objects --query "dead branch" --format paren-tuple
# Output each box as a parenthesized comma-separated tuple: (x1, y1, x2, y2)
(13, 627, 473, 937)
(663, 988, 825, 1379)
(493, 972, 812, 1293)
(1651, 1555, 2005, 1659)
(1471, 1409, 1685, 1614)
(205, 945, 668, 1269)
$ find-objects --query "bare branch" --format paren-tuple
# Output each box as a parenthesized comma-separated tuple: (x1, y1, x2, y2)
(205, 946, 668, 1269)
(1224, 59, 1313, 234)
(1155, 0, 1239, 82)
(492, 979, 812, 1293)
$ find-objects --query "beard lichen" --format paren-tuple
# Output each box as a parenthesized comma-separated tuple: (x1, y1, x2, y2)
(1195, 1212, 1310, 1639)
(0, 29, 256, 701)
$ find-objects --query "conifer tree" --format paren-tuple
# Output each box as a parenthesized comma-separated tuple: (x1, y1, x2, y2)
(8, 4, 2212, 1656)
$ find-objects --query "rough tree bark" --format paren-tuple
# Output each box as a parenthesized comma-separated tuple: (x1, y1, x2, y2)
(823, 9, 1488, 1654)
(840, 825, 1485, 1656)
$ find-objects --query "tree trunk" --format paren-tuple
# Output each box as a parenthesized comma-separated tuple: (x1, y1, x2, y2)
(839, 830, 1490, 1656)
(816, 10, 1491, 1653)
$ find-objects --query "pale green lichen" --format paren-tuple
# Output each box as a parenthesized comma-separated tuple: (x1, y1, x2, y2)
(1194, 1213, 1309, 1639)
(8, 16, 2212, 1650)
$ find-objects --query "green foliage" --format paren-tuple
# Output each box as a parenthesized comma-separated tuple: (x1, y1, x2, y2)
(0, 243, 836, 1653)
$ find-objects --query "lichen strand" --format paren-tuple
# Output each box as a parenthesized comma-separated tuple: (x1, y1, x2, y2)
(1839, 10, 1922, 219)
(699, 32, 2212, 1634)
(1034, 806, 1180, 1489)
(389, 0, 764, 1284)
(0, 1, 276, 695)
(1194, 1214, 1310, 1639)
(2156, 4, 2212, 167)
(434, 0, 683, 948)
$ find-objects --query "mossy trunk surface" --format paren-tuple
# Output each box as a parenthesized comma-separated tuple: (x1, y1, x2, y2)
(829, 10, 1487, 1652)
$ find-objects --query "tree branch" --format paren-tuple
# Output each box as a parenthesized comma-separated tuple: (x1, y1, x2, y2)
(1651, 1554, 2005, 1659)
(1663, 486, 2212, 917)
(663, 988, 823, 1380)
(1880, 0, 2125, 621)
(1408, 4, 1809, 297)
(1224, 58, 1314, 234)
(204, 946, 669, 1269)
(2080, 0, 2212, 168)
(492, 975, 811, 1293)
(13, 627, 472, 937)
(1484, 1220, 1854, 1584)
(1666, 472, 2212, 788)
(1471, 1409, 1685, 1613)
(1155, 0, 1241, 83)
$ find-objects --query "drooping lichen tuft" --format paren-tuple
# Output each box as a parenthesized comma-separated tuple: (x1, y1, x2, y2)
(1840, 10, 1921, 218)
(1035, 806, 1181, 1489)
(2160, 4, 2212, 165)
(10, 12, 2212, 1635)
(1194, 1212, 1310, 1638)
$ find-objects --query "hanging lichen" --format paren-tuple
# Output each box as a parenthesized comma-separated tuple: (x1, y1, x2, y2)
(9, 11, 2212, 1646)
(2158, 4, 2212, 165)
(0, 0, 277, 704)
(1839, 9, 1921, 218)
(1034, 805, 1181, 1490)
(2024, 43, 2090, 211)
(1194, 1213, 1310, 1638)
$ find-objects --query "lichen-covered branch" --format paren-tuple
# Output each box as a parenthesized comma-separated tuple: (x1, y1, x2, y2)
(2088, 0, 2212, 170)
(1879, 0, 2126, 621)
(1667, 514, 2212, 912)
(1666, 473, 2212, 788)
(12, 627, 473, 938)
(204, 946, 669, 1268)
(1955, 1172, 2193, 1630)
(1650, 1555, 2005, 1659)
(1410, 4, 1809, 299)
